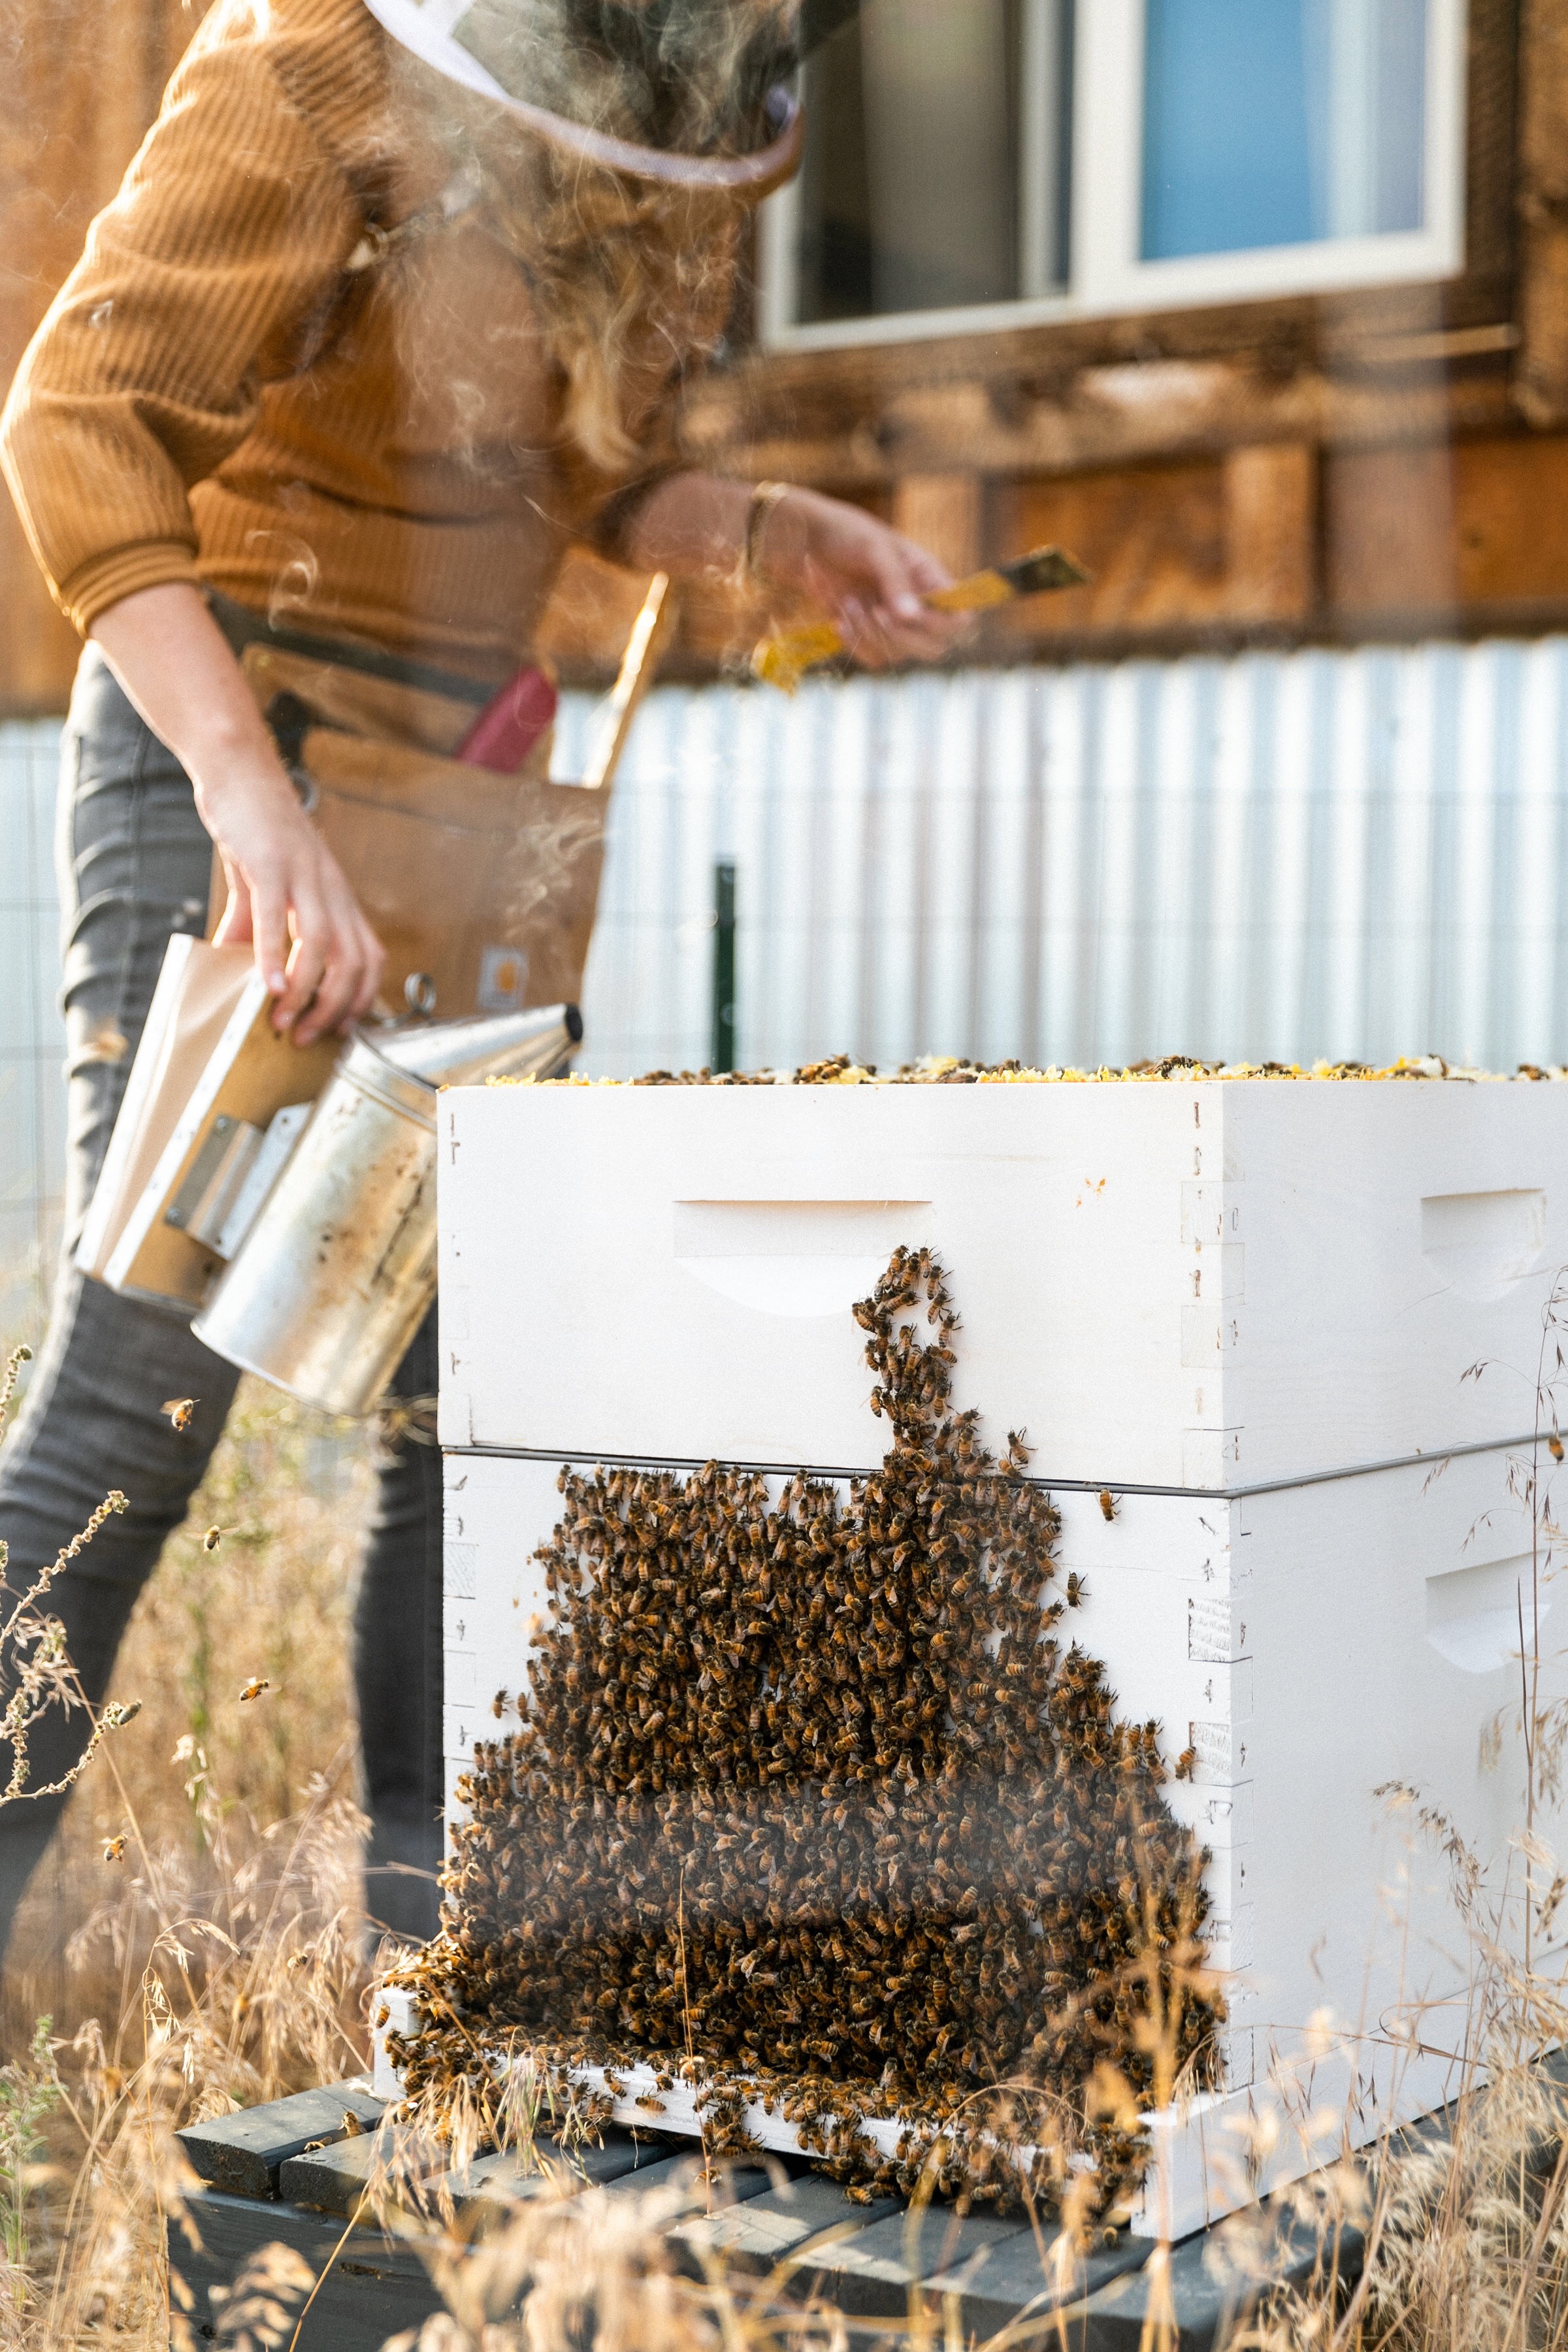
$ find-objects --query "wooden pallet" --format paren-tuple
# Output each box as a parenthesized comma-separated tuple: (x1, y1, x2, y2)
(169, 2081, 1360, 2349)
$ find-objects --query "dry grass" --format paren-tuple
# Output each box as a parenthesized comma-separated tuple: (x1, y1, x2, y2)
(0, 1355, 1567, 2352)
(0, 1363, 380, 2347)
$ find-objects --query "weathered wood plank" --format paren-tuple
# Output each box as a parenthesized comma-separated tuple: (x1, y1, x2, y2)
(178, 2084, 387, 2201)
(1060, 2213, 1364, 2352)
(1453, 434, 1568, 609)
(891, 476, 985, 584)
(800, 2204, 1033, 2322)
(602, 2155, 774, 2207)
(1324, 432, 1568, 632)
(923, 2225, 1151, 2339)
(675, 2174, 904, 2274)
(1224, 444, 1317, 625)
(683, 360, 1516, 493)
(1324, 444, 1458, 623)
(1517, 0, 1568, 427)
(438, 2131, 654, 2222)
(278, 2126, 414, 2221)
(169, 2189, 446, 2352)
(991, 464, 1229, 642)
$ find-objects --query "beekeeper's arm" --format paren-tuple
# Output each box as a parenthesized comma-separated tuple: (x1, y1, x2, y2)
(0, 1, 385, 1046)
(619, 473, 967, 670)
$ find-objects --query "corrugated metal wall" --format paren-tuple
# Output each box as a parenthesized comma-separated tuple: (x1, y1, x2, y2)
(0, 721, 65, 1345)
(7, 632, 1568, 1329)
(560, 634, 1568, 1081)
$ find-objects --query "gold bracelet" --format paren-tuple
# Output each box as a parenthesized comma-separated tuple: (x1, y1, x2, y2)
(743, 480, 794, 589)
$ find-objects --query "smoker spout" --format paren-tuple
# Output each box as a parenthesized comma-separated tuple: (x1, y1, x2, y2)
(374, 1004, 583, 1089)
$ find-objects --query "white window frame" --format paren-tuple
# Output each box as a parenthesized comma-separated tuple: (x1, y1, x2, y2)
(759, 0, 1469, 352)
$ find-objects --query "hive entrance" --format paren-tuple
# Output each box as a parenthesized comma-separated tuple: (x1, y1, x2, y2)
(396, 1250, 1220, 2211)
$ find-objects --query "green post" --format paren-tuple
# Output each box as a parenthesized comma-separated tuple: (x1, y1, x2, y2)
(712, 860, 736, 1075)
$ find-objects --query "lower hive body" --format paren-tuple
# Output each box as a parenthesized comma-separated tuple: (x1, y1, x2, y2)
(421, 1438, 1563, 2238)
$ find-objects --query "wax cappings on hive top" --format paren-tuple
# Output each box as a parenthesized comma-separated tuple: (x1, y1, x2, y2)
(490, 1053, 1568, 1088)
(389, 1250, 1220, 2219)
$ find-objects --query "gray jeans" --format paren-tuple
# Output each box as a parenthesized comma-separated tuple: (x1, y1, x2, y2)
(0, 646, 443, 1948)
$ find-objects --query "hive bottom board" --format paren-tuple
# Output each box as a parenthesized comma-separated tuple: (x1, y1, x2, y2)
(170, 2079, 1356, 2349)
(437, 1440, 1565, 2238)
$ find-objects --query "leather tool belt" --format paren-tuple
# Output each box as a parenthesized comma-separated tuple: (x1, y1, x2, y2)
(206, 594, 606, 1024)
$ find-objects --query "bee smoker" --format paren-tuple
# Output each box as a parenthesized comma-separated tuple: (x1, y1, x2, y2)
(191, 1004, 581, 1417)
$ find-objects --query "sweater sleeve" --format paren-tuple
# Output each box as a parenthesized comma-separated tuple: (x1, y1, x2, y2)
(0, 0, 369, 635)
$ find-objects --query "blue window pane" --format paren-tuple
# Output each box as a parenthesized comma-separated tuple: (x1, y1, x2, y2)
(1142, 0, 1428, 263)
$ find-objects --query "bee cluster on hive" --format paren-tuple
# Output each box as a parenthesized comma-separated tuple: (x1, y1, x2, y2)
(493, 1048, 1556, 1091)
(393, 1250, 1222, 2213)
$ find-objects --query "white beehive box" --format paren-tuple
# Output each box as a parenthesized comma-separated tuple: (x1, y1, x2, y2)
(434, 1439, 1565, 2239)
(437, 1079, 1568, 1490)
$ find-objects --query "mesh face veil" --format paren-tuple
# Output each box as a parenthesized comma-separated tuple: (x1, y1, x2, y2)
(359, 0, 830, 191)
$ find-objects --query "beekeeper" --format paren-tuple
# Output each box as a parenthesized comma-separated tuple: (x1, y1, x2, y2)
(0, 0, 962, 1943)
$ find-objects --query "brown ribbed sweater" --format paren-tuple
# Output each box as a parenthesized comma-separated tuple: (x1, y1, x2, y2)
(0, 0, 705, 679)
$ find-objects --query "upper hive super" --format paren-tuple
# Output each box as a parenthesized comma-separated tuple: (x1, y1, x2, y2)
(438, 1070, 1568, 1488)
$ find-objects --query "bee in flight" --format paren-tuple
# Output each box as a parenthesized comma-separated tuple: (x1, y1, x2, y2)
(161, 1397, 197, 1433)
(102, 1836, 126, 1864)
(238, 1677, 271, 1704)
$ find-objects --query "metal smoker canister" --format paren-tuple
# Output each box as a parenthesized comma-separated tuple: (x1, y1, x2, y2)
(193, 1004, 581, 1416)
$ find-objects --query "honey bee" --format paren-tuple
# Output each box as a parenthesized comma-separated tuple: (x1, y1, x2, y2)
(102, 1836, 125, 1864)
(1552, 1433, 1565, 1463)
(492, 1689, 510, 1720)
(1098, 1490, 1118, 1523)
(201, 1526, 221, 1553)
(161, 1398, 197, 1433)
(1065, 1575, 1087, 1609)
(1174, 1747, 1198, 1781)
(238, 1677, 270, 1704)
(395, 1236, 1219, 2218)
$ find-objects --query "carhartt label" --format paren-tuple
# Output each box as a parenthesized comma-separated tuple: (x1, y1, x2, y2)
(1189, 1592, 1248, 1662)
(444, 1541, 478, 1599)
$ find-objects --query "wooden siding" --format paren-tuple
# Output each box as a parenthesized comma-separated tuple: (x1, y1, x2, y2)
(1, 1, 1566, 703)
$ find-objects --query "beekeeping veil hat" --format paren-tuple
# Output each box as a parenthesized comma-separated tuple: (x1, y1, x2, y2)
(360, 0, 862, 193)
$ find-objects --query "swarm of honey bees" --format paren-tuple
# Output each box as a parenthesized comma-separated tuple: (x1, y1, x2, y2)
(391, 1250, 1220, 2214)
(496, 1049, 1543, 1091)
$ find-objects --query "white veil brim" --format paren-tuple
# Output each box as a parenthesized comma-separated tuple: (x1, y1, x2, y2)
(361, 0, 806, 192)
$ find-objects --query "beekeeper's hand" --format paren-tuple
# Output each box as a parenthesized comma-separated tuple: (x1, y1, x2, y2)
(751, 485, 969, 670)
(621, 474, 968, 670)
(89, 583, 385, 1045)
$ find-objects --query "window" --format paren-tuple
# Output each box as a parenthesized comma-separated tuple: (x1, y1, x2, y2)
(761, 0, 1467, 348)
